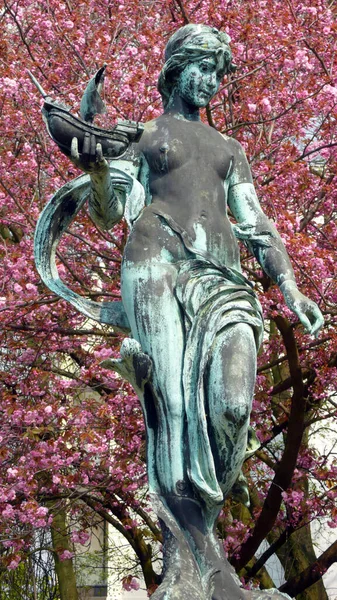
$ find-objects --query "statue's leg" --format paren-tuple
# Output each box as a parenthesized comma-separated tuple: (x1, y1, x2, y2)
(122, 260, 208, 597)
(206, 322, 257, 496)
(121, 259, 187, 495)
(122, 262, 249, 599)
(205, 322, 257, 600)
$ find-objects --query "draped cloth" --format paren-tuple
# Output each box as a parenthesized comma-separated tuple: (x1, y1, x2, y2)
(148, 208, 264, 505)
(34, 167, 144, 331)
(175, 259, 264, 506)
(35, 172, 264, 507)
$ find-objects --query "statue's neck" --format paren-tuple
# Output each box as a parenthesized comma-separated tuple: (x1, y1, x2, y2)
(164, 92, 200, 122)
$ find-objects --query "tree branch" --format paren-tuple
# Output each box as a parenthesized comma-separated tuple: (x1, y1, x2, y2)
(246, 526, 294, 578)
(173, 0, 190, 24)
(233, 316, 306, 570)
(279, 539, 337, 596)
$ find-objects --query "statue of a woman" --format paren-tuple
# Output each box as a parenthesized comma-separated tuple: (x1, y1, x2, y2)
(36, 24, 323, 600)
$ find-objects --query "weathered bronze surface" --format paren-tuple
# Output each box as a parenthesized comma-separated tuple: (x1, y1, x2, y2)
(34, 24, 324, 600)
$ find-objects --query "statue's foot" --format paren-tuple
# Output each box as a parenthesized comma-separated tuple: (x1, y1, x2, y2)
(150, 542, 205, 600)
(150, 495, 207, 600)
(210, 565, 246, 600)
(244, 589, 292, 599)
(151, 578, 205, 600)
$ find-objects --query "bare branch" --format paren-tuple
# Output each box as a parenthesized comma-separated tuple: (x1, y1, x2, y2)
(234, 316, 306, 570)
(279, 539, 337, 596)
(173, 0, 190, 24)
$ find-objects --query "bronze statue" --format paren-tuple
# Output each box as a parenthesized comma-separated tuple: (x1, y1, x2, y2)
(34, 24, 323, 600)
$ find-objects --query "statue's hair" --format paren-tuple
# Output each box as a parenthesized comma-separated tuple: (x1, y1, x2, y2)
(158, 24, 236, 108)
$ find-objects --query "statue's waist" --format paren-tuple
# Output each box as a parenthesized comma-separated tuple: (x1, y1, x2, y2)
(125, 206, 242, 272)
(150, 207, 253, 288)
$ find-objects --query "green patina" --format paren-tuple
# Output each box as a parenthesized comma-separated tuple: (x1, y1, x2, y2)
(34, 23, 323, 600)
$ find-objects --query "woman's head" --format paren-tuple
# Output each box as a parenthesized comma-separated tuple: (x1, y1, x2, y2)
(158, 24, 235, 108)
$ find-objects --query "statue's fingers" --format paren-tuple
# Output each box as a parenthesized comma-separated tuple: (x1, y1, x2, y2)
(90, 134, 96, 159)
(298, 312, 312, 334)
(82, 132, 90, 158)
(310, 309, 324, 337)
(71, 137, 79, 161)
(96, 142, 103, 163)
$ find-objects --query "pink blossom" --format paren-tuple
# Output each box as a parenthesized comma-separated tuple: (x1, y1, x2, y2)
(58, 550, 74, 561)
(283, 58, 294, 70)
(71, 530, 90, 545)
(2, 506, 15, 519)
(130, 577, 140, 590)
(123, 576, 140, 591)
(26, 283, 37, 293)
(261, 97, 271, 113)
(7, 467, 18, 479)
(8, 556, 21, 570)
(248, 103, 257, 113)
(36, 506, 48, 517)
(323, 85, 337, 99)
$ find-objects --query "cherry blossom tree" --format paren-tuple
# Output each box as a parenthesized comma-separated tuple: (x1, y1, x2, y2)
(0, 0, 336, 598)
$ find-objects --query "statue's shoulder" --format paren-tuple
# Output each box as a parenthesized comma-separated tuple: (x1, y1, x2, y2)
(142, 118, 162, 135)
(137, 118, 161, 153)
(220, 134, 253, 186)
(220, 133, 246, 156)
(144, 118, 160, 130)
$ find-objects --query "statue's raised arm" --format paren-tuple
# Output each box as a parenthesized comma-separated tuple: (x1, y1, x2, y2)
(31, 66, 144, 329)
(30, 65, 144, 230)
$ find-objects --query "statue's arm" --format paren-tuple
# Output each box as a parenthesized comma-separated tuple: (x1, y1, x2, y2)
(89, 158, 124, 231)
(70, 134, 131, 230)
(227, 142, 324, 336)
(228, 180, 296, 286)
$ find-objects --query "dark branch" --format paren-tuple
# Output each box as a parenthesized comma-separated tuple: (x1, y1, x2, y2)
(233, 316, 306, 570)
(279, 539, 337, 596)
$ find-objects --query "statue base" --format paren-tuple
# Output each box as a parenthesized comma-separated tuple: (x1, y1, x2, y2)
(151, 494, 292, 600)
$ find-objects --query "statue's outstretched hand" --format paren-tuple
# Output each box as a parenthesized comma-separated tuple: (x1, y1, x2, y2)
(70, 133, 109, 175)
(280, 281, 324, 337)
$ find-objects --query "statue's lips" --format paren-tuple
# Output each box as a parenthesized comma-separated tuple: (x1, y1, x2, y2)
(197, 89, 214, 100)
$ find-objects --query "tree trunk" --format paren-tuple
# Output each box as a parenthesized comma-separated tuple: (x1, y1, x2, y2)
(267, 328, 328, 600)
(238, 321, 329, 599)
(49, 502, 79, 600)
(276, 524, 328, 600)
(231, 501, 277, 590)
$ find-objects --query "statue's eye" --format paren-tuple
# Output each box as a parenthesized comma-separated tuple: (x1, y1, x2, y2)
(200, 62, 213, 73)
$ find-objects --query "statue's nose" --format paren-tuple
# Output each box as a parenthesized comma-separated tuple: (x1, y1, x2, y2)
(206, 72, 218, 91)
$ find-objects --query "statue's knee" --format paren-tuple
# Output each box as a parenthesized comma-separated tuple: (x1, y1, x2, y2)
(163, 394, 184, 424)
(215, 401, 250, 433)
(167, 405, 184, 424)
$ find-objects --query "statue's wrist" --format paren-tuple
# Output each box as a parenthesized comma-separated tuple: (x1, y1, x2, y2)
(279, 279, 298, 296)
(91, 165, 109, 181)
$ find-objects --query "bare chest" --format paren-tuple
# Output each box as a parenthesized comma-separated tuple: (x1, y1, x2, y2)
(140, 118, 233, 180)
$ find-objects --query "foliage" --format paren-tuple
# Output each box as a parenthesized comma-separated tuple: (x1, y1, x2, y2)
(0, 530, 59, 599)
(0, 0, 336, 597)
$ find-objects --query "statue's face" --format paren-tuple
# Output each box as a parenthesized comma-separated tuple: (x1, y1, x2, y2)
(176, 56, 221, 107)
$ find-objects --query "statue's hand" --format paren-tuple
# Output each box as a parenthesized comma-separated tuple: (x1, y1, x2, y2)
(280, 281, 324, 337)
(70, 133, 109, 175)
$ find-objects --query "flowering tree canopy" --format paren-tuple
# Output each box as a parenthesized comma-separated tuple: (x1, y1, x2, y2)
(0, 0, 336, 598)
